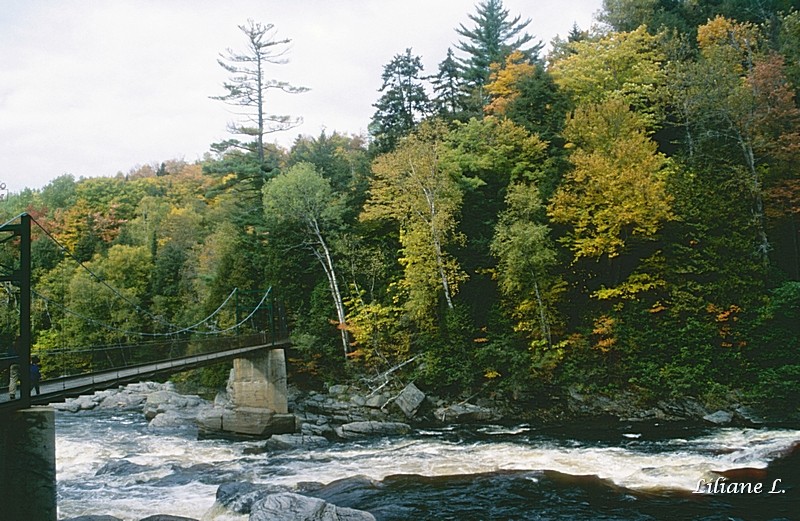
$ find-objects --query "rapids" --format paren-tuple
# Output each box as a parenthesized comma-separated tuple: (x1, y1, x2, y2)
(56, 409, 799, 520)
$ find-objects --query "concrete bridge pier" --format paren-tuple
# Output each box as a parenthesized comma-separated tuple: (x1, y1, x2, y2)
(199, 348, 296, 437)
(0, 407, 57, 521)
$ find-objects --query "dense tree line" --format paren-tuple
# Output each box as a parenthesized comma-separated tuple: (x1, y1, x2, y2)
(2, 0, 798, 406)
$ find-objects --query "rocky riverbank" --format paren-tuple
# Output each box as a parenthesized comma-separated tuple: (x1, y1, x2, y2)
(55, 380, 796, 521)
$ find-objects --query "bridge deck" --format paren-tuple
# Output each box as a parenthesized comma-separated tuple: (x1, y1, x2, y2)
(0, 340, 289, 411)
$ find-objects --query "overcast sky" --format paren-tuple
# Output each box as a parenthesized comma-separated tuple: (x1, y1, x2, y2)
(0, 0, 602, 194)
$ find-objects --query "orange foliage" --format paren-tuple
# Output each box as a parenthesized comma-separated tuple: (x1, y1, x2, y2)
(485, 50, 536, 116)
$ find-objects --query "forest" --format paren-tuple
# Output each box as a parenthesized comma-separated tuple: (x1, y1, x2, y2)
(2, 0, 799, 409)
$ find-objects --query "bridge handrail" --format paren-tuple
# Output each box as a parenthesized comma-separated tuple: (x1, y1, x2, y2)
(38, 336, 291, 388)
(35, 331, 286, 381)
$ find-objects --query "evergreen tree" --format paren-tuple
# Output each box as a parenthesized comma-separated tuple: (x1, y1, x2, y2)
(429, 48, 469, 119)
(211, 19, 308, 163)
(454, 0, 543, 90)
(369, 49, 431, 154)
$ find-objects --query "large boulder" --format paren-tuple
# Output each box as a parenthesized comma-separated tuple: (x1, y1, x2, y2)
(143, 390, 206, 420)
(250, 492, 375, 521)
(96, 390, 147, 411)
(334, 421, 411, 440)
(393, 383, 425, 418)
(703, 410, 734, 425)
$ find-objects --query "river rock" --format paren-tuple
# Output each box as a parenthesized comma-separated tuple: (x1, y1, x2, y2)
(334, 421, 411, 439)
(52, 400, 82, 413)
(304, 475, 382, 504)
(139, 514, 198, 521)
(703, 410, 734, 425)
(60, 517, 123, 521)
(215, 482, 272, 514)
(97, 390, 147, 411)
(364, 393, 388, 409)
(394, 383, 425, 418)
(197, 405, 297, 438)
(95, 459, 149, 477)
(266, 433, 330, 451)
(250, 492, 376, 521)
(434, 403, 500, 423)
(72, 395, 98, 411)
(143, 390, 207, 420)
(734, 405, 766, 425)
(327, 384, 350, 396)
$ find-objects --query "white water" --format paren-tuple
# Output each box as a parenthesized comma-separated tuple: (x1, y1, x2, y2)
(55, 409, 800, 520)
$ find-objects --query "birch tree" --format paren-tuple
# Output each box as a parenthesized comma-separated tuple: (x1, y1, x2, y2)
(363, 121, 465, 323)
(262, 162, 349, 358)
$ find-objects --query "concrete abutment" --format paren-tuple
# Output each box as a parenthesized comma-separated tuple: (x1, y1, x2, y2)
(0, 406, 57, 521)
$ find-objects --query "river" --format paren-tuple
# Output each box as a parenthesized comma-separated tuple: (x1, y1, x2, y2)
(56, 408, 799, 520)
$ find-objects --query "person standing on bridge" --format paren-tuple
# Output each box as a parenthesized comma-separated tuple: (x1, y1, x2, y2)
(7, 342, 18, 400)
(30, 355, 41, 396)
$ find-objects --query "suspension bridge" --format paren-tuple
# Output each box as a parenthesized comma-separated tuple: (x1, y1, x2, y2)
(0, 213, 294, 521)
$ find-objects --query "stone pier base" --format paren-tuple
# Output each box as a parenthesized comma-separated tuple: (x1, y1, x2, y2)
(0, 407, 57, 521)
(198, 348, 296, 438)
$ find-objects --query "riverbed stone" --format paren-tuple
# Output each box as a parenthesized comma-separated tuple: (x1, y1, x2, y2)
(703, 410, 734, 425)
(266, 433, 330, 451)
(251, 492, 376, 521)
(365, 393, 388, 409)
(434, 403, 500, 423)
(97, 391, 147, 410)
(734, 406, 766, 425)
(52, 400, 81, 413)
(327, 384, 349, 396)
(214, 482, 277, 514)
(301, 422, 335, 437)
(394, 383, 425, 418)
(61, 515, 122, 521)
(197, 406, 296, 438)
(139, 514, 199, 521)
(73, 395, 98, 411)
(334, 421, 411, 439)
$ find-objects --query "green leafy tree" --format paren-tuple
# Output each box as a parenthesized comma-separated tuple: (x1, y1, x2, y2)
(263, 162, 349, 358)
(446, 117, 550, 321)
(288, 131, 371, 210)
(549, 99, 673, 277)
(491, 183, 561, 348)
(549, 25, 668, 129)
(364, 121, 465, 322)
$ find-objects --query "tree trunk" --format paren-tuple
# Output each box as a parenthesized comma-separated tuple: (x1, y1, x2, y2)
(311, 227, 349, 359)
(533, 279, 552, 347)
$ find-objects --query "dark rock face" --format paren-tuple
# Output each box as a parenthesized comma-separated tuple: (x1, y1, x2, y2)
(215, 482, 275, 514)
(250, 492, 376, 521)
(94, 459, 150, 477)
